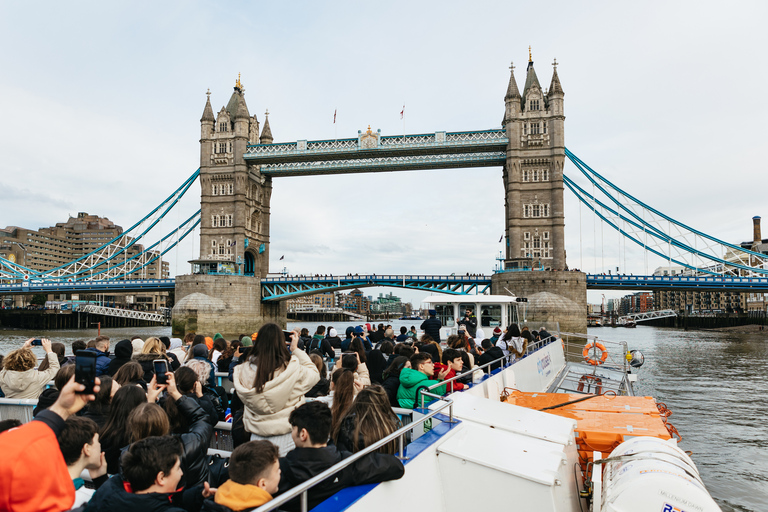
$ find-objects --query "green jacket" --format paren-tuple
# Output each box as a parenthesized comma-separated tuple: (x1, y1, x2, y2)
(397, 368, 447, 409)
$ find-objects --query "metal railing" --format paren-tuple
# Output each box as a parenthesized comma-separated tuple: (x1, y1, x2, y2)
(249, 395, 455, 512)
(421, 352, 515, 408)
(559, 331, 629, 372)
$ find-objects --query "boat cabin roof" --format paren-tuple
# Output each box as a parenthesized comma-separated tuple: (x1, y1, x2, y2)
(421, 294, 520, 305)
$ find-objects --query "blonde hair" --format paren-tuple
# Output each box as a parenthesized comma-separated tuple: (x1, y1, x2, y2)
(141, 337, 166, 355)
(2, 348, 37, 372)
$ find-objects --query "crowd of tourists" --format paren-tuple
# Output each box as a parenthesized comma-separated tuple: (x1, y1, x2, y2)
(0, 318, 551, 512)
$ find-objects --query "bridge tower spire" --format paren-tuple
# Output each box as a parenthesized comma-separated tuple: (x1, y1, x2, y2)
(174, 76, 285, 337)
(501, 52, 566, 271)
(196, 75, 272, 279)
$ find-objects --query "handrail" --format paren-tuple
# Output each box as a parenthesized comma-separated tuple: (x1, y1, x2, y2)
(249, 395, 455, 512)
(422, 352, 513, 399)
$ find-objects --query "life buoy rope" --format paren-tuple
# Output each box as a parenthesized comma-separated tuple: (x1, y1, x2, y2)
(583, 342, 608, 365)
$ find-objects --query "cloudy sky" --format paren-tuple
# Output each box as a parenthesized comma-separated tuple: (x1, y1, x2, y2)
(1, 1, 766, 305)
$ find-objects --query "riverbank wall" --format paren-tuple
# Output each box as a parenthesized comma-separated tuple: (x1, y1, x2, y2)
(0, 310, 164, 330)
(643, 312, 767, 329)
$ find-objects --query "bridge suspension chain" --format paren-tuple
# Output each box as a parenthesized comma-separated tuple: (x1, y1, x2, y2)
(563, 149, 768, 277)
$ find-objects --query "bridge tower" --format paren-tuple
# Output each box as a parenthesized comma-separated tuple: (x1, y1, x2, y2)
(172, 76, 286, 337)
(502, 51, 566, 270)
(493, 51, 586, 334)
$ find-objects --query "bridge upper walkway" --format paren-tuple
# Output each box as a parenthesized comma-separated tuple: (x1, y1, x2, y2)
(245, 129, 508, 176)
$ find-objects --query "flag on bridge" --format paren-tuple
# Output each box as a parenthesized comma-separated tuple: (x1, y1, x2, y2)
(400, 105, 405, 119)
(333, 109, 336, 124)
(499, 234, 503, 243)
(279, 255, 284, 260)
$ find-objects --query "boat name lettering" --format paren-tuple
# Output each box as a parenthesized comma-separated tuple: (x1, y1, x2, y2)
(536, 353, 552, 376)
(659, 491, 704, 512)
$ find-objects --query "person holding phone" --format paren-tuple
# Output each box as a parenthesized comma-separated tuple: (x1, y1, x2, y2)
(233, 324, 320, 456)
(0, 338, 60, 399)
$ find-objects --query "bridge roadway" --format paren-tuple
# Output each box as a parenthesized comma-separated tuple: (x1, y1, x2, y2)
(2, 274, 768, 297)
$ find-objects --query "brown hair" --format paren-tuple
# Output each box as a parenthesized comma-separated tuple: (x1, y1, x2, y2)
(127, 402, 170, 443)
(330, 368, 355, 436)
(249, 323, 291, 393)
(228, 440, 279, 485)
(309, 353, 327, 380)
(113, 361, 144, 386)
(54, 364, 76, 391)
(332, 385, 399, 454)
(38, 342, 66, 371)
(2, 348, 36, 372)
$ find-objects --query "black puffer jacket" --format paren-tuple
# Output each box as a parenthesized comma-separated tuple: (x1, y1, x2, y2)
(173, 394, 214, 487)
(277, 445, 404, 512)
(132, 353, 173, 383)
(88, 473, 205, 512)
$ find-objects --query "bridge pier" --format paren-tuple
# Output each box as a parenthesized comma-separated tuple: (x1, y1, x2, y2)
(172, 274, 287, 338)
(491, 270, 587, 334)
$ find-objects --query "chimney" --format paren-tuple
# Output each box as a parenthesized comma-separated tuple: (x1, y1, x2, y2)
(753, 216, 762, 245)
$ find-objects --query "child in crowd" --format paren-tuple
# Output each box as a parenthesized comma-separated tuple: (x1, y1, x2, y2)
(57, 416, 109, 508)
(276, 401, 404, 511)
(202, 441, 280, 512)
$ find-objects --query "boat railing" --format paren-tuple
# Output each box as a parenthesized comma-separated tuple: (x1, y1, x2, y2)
(421, 352, 514, 407)
(248, 394, 456, 512)
(559, 331, 630, 373)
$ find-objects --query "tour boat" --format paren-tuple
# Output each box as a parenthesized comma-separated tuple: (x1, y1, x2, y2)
(256, 294, 722, 512)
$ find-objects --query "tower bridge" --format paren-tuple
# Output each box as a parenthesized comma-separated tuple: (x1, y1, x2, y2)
(3, 51, 767, 336)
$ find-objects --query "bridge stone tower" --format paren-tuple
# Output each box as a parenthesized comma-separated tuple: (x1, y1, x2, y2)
(172, 76, 286, 337)
(502, 52, 566, 271)
(493, 52, 586, 334)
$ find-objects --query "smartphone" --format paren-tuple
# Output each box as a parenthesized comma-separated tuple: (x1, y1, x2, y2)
(153, 360, 169, 384)
(75, 350, 98, 394)
(283, 330, 293, 342)
(31, 339, 43, 346)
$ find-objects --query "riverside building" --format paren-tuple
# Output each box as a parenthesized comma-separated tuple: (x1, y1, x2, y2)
(0, 212, 168, 309)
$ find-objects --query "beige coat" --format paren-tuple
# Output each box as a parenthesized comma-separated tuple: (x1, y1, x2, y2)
(0, 352, 60, 399)
(233, 349, 320, 437)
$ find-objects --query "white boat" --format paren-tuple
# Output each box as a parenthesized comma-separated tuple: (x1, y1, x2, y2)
(252, 296, 723, 512)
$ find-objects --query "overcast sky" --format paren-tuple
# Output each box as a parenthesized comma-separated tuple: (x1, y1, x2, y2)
(1, 1, 766, 305)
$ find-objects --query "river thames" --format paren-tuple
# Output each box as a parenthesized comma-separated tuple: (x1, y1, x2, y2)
(0, 324, 764, 512)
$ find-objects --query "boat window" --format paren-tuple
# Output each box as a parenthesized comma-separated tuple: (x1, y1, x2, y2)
(458, 304, 476, 318)
(480, 305, 502, 327)
(507, 304, 519, 326)
(435, 304, 455, 327)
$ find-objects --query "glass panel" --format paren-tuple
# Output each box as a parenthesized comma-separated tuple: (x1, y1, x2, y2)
(479, 305, 502, 327)
(435, 304, 455, 327)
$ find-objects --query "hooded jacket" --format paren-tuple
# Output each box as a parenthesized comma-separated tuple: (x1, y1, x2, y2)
(396, 367, 447, 409)
(87, 473, 190, 512)
(107, 339, 134, 376)
(233, 349, 320, 436)
(0, 352, 59, 399)
(420, 316, 442, 342)
(0, 410, 74, 512)
(276, 445, 404, 512)
(202, 480, 272, 512)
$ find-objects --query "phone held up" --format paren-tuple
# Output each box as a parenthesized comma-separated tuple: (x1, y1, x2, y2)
(31, 339, 43, 346)
(153, 360, 169, 384)
(75, 350, 98, 394)
(283, 330, 293, 342)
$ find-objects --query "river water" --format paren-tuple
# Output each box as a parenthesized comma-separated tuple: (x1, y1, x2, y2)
(0, 323, 764, 511)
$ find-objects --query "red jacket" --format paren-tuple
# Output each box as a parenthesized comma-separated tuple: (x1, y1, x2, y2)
(0, 410, 75, 512)
(433, 363, 465, 393)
